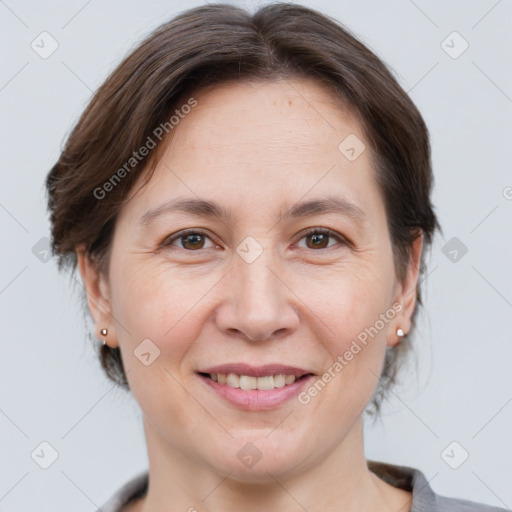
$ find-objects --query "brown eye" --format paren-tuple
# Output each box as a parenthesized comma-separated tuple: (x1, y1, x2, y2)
(181, 233, 206, 250)
(163, 230, 216, 251)
(297, 228, 345, 250)
(306, 232, 329, 249)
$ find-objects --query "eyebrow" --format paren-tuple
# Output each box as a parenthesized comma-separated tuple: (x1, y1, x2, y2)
(138, 195, 365, 228)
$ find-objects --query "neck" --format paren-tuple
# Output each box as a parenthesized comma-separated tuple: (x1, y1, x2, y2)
(135, 416, 407, 512)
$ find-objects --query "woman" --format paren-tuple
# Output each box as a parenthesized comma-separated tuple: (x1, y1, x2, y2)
(45, 3, 508, 511)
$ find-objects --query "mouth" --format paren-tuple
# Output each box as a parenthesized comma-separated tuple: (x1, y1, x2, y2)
(198, 372, 312, 390)
(196, 364, 315, 410)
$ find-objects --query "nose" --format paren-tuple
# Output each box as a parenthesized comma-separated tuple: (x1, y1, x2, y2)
(214, 244, 299, 342)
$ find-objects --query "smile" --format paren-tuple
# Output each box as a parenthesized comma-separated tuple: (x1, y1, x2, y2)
(197, 364, 315, 410)
(202, 372, 308, 390)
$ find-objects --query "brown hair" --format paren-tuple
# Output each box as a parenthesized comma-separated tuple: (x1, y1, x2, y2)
(46, 2, 439, 414)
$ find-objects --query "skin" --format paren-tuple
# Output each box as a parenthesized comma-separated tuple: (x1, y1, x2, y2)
(77, 78, 422, 511)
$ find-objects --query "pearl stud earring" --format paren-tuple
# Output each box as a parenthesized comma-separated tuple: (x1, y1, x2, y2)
(396, 328, 405, 337)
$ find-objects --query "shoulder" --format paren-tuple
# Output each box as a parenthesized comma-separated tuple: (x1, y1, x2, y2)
(433, 494, 509, 511)
(368, 460, 510, 512)
(96, 471, 149, 512)
(98, 464, 510, 512)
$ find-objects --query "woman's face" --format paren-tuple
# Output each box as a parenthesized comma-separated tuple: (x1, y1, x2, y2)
(80, 78, 420, 481)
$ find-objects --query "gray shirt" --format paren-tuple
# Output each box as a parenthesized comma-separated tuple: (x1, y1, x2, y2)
(97, 461, 510, 511)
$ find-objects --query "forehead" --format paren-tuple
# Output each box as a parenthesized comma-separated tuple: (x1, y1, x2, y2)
(123, 78, 381, 223)
(174, 78, 362, 154)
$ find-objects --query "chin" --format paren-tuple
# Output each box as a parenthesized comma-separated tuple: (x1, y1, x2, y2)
(203, 429, 314, 483)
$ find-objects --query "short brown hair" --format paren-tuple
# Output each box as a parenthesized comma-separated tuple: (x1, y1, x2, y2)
(46, 2, 439, 414)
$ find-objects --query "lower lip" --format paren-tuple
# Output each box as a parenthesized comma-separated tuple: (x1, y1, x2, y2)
(198, 374, 314, 411)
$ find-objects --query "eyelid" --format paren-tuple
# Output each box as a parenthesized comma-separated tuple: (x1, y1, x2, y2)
(160, 226, 351, 252)
(294, 227, 350, 249)
(160, 228, 218, 249)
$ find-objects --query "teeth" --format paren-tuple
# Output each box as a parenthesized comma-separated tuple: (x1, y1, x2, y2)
(256, 375, 274, 390)
(285, 375, 296, 385)
(208, 373, 300, 390)
(239, 375, 257, 390)
(226, 373, 240, 388)
(273, 374, 286, 388)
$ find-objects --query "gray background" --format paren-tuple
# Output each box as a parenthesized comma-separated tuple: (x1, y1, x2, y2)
(1, 0, 511, 510)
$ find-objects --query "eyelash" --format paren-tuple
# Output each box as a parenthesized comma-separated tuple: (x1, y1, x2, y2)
(160, 227, 349, 253)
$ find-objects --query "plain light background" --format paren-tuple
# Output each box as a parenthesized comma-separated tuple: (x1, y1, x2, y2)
(1, 0, 511, 510)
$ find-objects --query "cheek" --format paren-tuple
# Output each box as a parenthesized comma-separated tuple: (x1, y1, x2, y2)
(108, 236, 395, 404)
(108, 261, 216, 437)
(300, 257, 395, 346)
(109, 259, 215, 373)
(110, 246, 396, 364)
(298, 262, 395, 407)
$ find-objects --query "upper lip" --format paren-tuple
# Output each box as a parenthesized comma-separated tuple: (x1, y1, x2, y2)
(198, 363, 315, 378)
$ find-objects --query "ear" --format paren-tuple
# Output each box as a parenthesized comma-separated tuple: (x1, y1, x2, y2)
(76, 244, 118, 348)
(387, 233, 424, 347)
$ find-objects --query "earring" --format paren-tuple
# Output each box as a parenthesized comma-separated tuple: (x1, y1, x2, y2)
(100, 328, 108, 346)
(396, 327, 405, 338)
